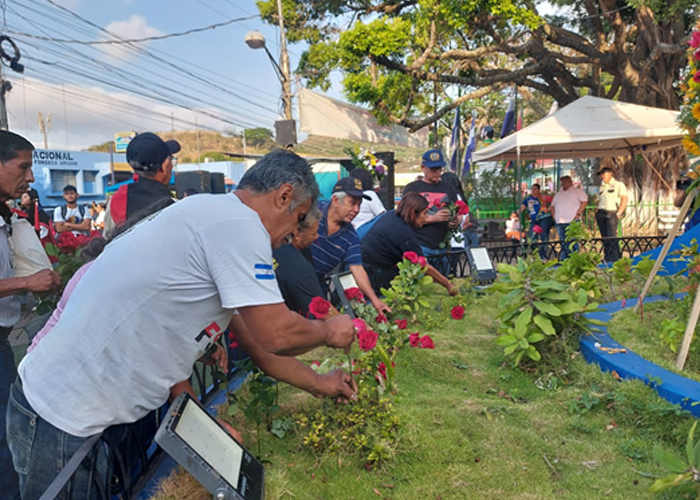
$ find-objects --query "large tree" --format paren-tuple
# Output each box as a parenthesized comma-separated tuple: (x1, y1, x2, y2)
(259, 0, 694, 127)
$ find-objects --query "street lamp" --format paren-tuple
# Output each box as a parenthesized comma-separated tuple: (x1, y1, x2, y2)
(244, 30, 293, 123)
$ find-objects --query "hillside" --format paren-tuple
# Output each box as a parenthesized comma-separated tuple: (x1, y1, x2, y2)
(87, 131, 426, 173)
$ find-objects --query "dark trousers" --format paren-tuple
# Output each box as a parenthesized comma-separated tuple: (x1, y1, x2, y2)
(595, 209, 620, 262)
(0, 327, 20, 500)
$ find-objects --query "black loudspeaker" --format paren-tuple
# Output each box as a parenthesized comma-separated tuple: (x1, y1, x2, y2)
(210, 173, 226, 194)
(275, 119, 297, 146)
(175, 171, 211, 198)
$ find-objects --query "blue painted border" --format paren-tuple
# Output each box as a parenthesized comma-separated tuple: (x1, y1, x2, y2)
(581, 295, 700, 417)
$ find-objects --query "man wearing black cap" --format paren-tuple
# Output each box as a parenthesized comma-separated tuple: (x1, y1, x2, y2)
(105, 132, 181, 230)
(53, 185, 91, 236)
(595, 166, 628, 262)
(310, 177, 391, 315)
(402, 149, 459, 273)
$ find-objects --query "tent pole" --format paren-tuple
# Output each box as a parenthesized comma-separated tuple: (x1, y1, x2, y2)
(640, 153, 673, 192)
(676, 287, 700, 371)
(634, 192, 694, 312)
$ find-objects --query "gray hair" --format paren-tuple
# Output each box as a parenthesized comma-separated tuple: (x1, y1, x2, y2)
(298, 207, 322, 233)
(331, 191, 347, 203)
(237, 149, 319, 209)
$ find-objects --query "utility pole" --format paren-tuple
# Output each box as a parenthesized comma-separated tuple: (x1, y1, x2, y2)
(37, 112, 51, 149)
(276, 0, 293, 121)
(0, 65, 8, 131)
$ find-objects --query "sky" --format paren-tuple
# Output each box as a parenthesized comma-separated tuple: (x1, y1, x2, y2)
(3, 0, 340, 149)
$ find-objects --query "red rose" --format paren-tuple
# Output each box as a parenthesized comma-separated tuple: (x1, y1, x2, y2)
(344, 287, 365, 302)
(228, 331, 239, 349)
(311, 360, 321, 367)
(693, 70, 700, 84)
(352, 318, 367, 334)
(394, 319, 407, 330)
(409, 332, 420, 347)
(378, 362, 388, 380)
(402, 251, 419, 264)
(56, 232, 80, 253)
(417, 256, 427, 268)
(455, 200, 469, 216)
(309, 296, 331, 319)
(375, 314, 388, 324)
(695, 48, 700, 61)
(451, 305, 465, 320)
(358, 330, 378, 351)
(419, 335, 434, 349)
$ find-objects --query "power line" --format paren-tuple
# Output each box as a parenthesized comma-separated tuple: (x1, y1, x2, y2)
(7, 14, 260, 45)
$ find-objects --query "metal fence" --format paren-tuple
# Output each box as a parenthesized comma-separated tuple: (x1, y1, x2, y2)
(428, 235, 666, 278)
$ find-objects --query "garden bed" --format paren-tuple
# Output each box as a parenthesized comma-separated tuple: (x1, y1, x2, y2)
(148, 287, 698, 500)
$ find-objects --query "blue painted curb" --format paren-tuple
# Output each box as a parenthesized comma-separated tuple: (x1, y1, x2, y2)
(581, 294, 700, 417)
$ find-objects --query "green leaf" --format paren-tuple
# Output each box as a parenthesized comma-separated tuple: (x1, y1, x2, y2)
(495, 334, 517, 346)
(504, 343, 519, 355)
(554, 301, 583, 315)
(576, 288, 588, 306)
(420, 275, 433, 286)
(539, 291, 572, 302)
(514, 307, 533, 339)
(534, 301, 562, 316)
(649, 473, 694, 492)
(533, 315, 555, 336)
(513, 350, 525, 366)
(526, 345, 541, 361)
(526, 332, 545, 343)
(519, 339, 529, 349)
(652, 446, 688, 474)
(227, 403, 239, 417)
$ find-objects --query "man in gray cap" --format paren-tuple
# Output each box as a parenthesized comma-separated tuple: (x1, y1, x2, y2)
(105, 132, 181, 231)
(595, 166, 628, 262)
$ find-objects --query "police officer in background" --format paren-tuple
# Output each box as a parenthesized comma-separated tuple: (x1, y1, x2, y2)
(595, 167, 628, 263)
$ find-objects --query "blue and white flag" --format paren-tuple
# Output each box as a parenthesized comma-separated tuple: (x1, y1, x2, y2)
(449, 106, 461, 172)
(500, 97, 516, 139)
(461, 112, 477, 178)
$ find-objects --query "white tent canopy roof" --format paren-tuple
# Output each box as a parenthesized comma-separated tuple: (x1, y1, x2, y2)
(472, 96, 684, 163)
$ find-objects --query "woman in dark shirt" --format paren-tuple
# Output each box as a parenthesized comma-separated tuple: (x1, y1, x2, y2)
(361, 192, 458, 295)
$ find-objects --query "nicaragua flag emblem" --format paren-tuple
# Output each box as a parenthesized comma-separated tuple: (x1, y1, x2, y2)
(254, 263, 275, 280)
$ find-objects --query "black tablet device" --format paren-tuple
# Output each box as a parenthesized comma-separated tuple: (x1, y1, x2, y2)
(155, 392, 264, 500)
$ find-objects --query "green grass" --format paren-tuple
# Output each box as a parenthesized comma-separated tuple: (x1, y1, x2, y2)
(153, 286, 700, 500)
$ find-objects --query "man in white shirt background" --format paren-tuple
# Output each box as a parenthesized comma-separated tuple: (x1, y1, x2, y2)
(53, 184, 91, 235)
(550, 175, 588, 260)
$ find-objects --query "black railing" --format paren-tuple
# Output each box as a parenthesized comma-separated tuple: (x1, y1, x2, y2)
(427, 235, 666, 278)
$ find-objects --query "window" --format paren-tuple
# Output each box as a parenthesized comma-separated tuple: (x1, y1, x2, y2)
(50, 170, 78, 193)
(83, 171, 98, 194)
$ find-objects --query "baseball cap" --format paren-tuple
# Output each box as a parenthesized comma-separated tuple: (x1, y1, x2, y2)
(63, 185, 77, 193)
(127, 132, 181, 171)
(332, 177, 371, 200)
(597, 167, 613, 175)
(421, 149, 446, 168)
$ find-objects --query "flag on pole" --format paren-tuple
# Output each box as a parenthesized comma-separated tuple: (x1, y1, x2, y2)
(461, 112, 477, 178)
(500, 97, 516, 138)
(449, 106, 461, 172)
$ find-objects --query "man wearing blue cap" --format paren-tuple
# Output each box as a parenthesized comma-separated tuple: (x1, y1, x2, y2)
(402, 150, 459, 273)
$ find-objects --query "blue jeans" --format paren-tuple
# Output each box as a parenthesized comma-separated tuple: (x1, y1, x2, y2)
(463, 230, 480, 248)
(0, 329, 20, 500)
(529, 215, 553, 260)
(7, 380, 107, 500)
(421, 245, 450, 277)
(556, 223, 579, 260)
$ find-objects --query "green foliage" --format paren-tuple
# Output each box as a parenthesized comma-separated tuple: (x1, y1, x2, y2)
(650, 422, 700, 495)
(244, 127, 274, 147)
(493, 255, 602, 367)
(381, 257, 434, 321)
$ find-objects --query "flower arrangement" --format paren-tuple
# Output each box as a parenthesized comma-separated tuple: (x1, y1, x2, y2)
(437, 200, 469, 249)
(679, 25, 700, 163)
(344, 146, 387, 183)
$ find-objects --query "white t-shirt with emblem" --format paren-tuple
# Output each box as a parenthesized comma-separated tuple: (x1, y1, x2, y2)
(53, 205, 92, 235)
(20, 193, 283, 437)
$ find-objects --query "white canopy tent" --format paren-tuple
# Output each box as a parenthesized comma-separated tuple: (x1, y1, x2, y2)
(472, 96, 684, 162)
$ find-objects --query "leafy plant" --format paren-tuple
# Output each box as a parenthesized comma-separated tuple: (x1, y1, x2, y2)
(493, 256, 603, 367)
(650, 422, 700, 495)
(381, 253, 434, 322)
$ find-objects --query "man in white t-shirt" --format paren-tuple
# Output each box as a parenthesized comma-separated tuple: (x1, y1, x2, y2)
(53, 184, 91, 235)
(8, 150, 356, 500)
(550, 175, 588, 260)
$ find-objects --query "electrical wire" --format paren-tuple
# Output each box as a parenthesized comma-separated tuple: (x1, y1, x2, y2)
(7, 14, 260, 45)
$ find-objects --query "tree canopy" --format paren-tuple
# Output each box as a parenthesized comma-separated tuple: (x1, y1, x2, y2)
(258, 0, 697, 132)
